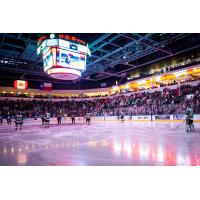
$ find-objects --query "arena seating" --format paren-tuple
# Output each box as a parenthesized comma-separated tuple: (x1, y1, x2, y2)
(1, 73, 200, 99)
(0, 83, 200, 118)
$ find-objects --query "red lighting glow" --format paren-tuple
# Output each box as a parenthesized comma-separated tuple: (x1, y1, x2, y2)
(58, 34, 86, 45)
(37, 36, 47, 44)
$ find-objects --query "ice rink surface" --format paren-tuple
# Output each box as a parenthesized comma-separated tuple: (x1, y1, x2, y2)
(0, 120, 200, 166)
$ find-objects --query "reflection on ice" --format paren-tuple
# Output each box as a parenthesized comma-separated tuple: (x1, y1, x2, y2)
(111, 137, 200, 165)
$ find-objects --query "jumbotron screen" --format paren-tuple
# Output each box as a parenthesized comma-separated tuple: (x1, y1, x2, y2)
(38, 36, 90, 80)
(43, 48, 54, 71)
(56, 49, 86, 71)
(42, 44, 87, 72)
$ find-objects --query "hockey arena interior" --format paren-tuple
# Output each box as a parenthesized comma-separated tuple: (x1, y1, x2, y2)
(0, 33, 200, 166)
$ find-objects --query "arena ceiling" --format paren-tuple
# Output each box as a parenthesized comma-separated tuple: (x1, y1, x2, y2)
(0, 33, 200, 88)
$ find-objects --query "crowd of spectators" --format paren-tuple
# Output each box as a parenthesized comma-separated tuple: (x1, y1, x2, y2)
(0, 83, 200, 119)
(1, 75, 200, 100)
(128, 55, 200, 81)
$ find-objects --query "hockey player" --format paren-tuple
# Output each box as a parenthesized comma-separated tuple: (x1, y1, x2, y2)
(44, 111, 51, 128)
(185, 104, 194, 132)
(120, 112, 125, 122)
(41, 112, 45, 126)
(57, 112, 62, 125)
(7, 112, 12, 125)
(15, 112, 23, 130)
(71, 113, 75, 124)
(0, 112, 3, 126)
(85, 113, 91, 125)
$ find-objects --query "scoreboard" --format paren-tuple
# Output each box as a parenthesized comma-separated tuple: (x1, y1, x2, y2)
(37, 34, 91, 80)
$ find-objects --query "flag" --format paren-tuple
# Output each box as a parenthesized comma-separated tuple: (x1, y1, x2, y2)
(40, 83, 52, 91)
(14, 80, 28, 90)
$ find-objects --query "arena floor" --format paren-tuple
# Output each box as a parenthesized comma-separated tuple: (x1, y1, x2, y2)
(0, 120, 200, 166)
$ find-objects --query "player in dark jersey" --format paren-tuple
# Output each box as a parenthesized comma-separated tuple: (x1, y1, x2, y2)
(7, 113, 12, 125)
(120, 113, 125, 122)
(41, 113, 45, 126)
(65, 54, 71, 64)
(71, 114, 75, 124)
(15, 112, 23, 130)
(85, 113, 91, 125)
(0, 112, 3, 126)
(57, 112, 62, 125)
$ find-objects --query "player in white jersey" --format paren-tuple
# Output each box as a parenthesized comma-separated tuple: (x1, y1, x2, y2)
(85, 113, 91, 125)
(185, 104, 194, 132)
(44, 111, 50, 128)
(15, 112, 23, 130)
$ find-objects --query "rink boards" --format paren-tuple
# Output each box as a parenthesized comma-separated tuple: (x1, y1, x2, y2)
(1, 114, 200, 126)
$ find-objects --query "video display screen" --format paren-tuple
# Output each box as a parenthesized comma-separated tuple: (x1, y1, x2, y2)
(40, 40, 89, 72)
(43, 50, 54, 71)
(56, 49, 86, 71)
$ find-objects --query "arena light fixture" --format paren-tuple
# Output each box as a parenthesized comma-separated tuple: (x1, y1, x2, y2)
(112, 85, 120, 92)
(50, 33, 55, 39)
(175, 70, 187, 78)
(125, 84, 130, 89)
(155, 76, 161, 82)
(137, 80, 146, 85)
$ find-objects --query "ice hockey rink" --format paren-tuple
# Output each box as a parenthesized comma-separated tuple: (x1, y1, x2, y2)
(0, 120, 200, 166)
